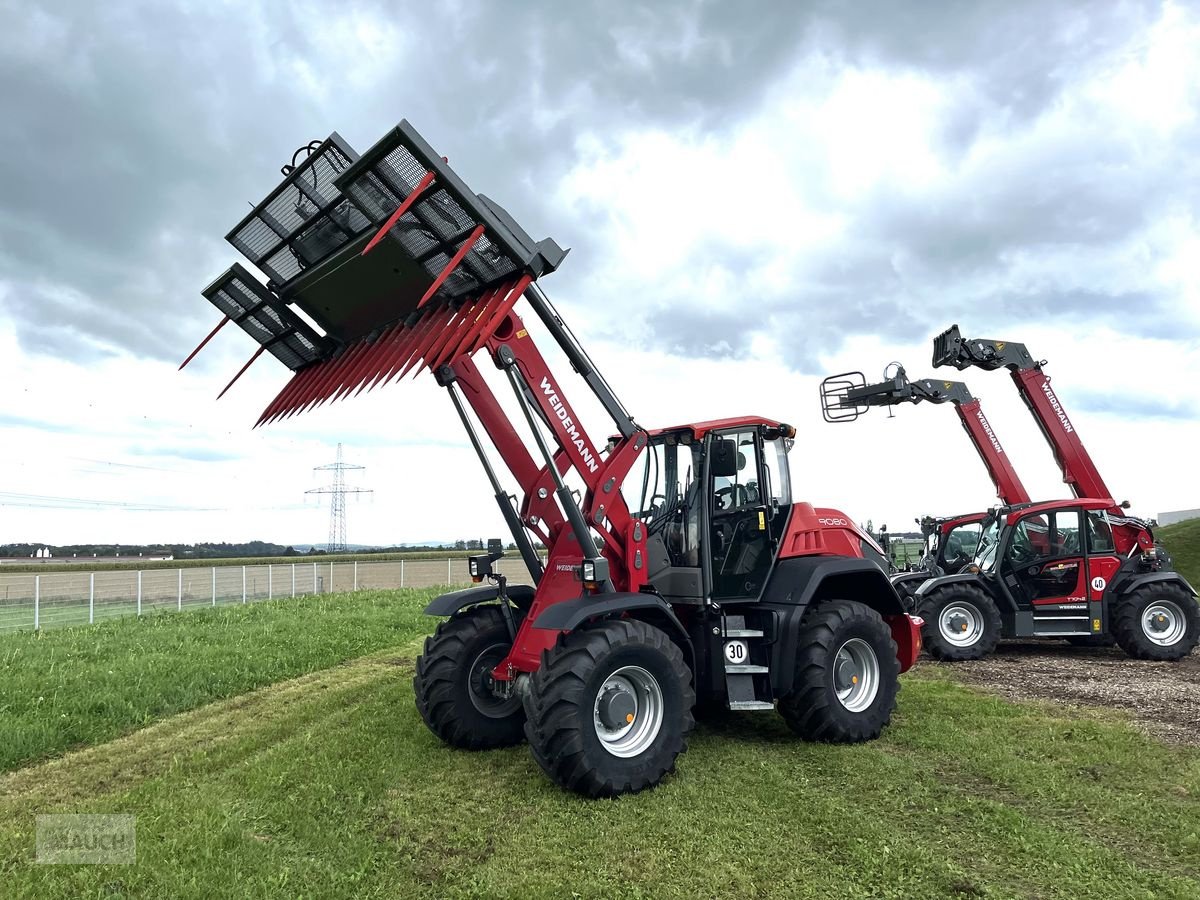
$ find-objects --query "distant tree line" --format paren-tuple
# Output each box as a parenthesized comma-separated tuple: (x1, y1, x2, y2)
(1, 539, 525, 559)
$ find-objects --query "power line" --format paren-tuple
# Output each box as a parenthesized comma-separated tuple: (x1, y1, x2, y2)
(305, 444, 373, 552)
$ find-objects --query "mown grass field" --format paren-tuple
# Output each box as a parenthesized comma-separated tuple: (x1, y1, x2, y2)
(2, 587, 1198, 898)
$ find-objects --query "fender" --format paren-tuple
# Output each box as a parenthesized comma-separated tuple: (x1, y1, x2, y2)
(756, 557, 914, 692)
(767, 556, 906, 616)
(914, 572, 982, 599)
(533, 592, 687, 633)
(1115, 572, 1198, 598)
(424, 583, 536, 617)
(531, 592, 694, 670)
(890, 572, 929, 589)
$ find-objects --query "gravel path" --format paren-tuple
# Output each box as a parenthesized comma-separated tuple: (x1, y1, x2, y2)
(931, 642, 1200, 747)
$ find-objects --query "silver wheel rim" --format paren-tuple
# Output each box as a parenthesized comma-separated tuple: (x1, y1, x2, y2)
(467, 643, 521, 718)
(592, 665, 664, 758)
(1142, 600, 1187, 647)
(939, 602, 985, 648)
(833, 638, 880, 713)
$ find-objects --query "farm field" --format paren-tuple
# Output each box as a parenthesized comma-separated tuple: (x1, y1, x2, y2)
(2, 581, 1198, 897)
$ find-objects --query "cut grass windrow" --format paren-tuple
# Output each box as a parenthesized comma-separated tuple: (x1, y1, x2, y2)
(0, 588, 439, 773)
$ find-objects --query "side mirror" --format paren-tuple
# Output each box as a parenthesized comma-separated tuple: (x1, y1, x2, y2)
(710, 439, 738, 477)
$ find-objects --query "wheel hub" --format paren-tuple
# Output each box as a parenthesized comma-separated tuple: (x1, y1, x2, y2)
(592, 666, 665, 759)
(939, 602, 984, 648)
(833, 638, 880, 713)
(467, 643, 522, 718)
(596, 684, 637, 729)
(1142, 601, 1186, 647)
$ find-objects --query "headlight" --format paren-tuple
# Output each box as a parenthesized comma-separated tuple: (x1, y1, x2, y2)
(581, 559, 595, 581)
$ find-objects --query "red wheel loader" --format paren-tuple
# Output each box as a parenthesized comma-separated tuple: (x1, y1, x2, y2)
(185, 120, 922, 796)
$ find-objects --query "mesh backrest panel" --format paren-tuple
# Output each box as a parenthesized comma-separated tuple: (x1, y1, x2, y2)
(201, 265, 328, 370)
(337, 126, 532, 303)
(227, 136, 369, 290)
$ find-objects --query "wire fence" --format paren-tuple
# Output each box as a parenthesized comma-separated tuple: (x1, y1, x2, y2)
(0, 557, 542, 634)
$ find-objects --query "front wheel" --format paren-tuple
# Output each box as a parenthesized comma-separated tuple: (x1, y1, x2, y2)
(1112, 583, 1200, 661)
(918, 584, 1002, 661)
(523, 619, 695, 797)
(777, 600, 900, 743)
(413, 605, 526, 750)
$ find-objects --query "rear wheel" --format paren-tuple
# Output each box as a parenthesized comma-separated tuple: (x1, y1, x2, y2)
(1112, 583, 1200, 661)
(918, 584, 1002, 661)
(414, 606, 525, 749)
(523, 619, 694, 797)
(777, 600, 900, 743)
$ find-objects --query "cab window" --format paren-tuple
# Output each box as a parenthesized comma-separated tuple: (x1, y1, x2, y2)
(1087, 510, 1116, 553)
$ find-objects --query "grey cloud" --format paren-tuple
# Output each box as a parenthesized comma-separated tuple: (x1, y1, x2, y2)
(0, 0, 1189, 382)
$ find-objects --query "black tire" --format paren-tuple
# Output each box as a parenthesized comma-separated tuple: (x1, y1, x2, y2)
(777, 600, 900, 743)
(918, 584, 1002, 661)
(414, 605, 525, 750)
(1111, 583, 1200, 661)
(523, 618, 695, 798)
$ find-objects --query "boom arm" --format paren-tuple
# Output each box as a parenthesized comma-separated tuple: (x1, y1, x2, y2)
(932, 324, 1116, 508)
(820, 366, 1031, 506)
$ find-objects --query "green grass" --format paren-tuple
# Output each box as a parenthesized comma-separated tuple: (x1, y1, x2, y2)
(0, 588, 438, 773)
(1160, 518, 1200, 588)
(0, 592, 258, 633)
(0, 607, 1197, 897)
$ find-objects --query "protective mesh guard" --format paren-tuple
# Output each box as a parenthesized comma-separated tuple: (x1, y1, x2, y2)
(202, 263, 329, 370)
(335, 121, 545, 305)
(226, 134, 371, 290)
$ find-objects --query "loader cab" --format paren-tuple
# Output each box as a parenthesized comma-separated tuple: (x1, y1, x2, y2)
(920, 515, 986, 576)
(705, 426, 793, 601)
(628, 420, 793, 605)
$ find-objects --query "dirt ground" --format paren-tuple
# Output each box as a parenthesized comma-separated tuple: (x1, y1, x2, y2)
(931, 641, 1200, 747)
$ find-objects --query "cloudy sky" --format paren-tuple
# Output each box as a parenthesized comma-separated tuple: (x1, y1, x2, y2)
(1, 0, 1197, 548)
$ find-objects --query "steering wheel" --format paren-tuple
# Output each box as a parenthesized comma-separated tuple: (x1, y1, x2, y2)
(1009, 543, 1033, 565)
(715, 484, 748, 512)
(646, 493, 668, 515)
(712, 518, 735, 557)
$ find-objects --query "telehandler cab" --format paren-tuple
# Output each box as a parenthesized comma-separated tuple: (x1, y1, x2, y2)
(185, 119, 922, 796)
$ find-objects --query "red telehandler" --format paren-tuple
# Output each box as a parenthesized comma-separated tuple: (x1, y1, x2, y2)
(819, 365, 1032, 618)
(184, 120, 922, 796)
(904, 325, 1199, 661)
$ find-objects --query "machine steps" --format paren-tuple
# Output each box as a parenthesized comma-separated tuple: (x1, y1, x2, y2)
(721, 614, 775, 711)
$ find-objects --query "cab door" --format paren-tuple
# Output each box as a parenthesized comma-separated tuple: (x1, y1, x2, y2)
(707, 430, 774, 602)
(999, 508, 1091, 630)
